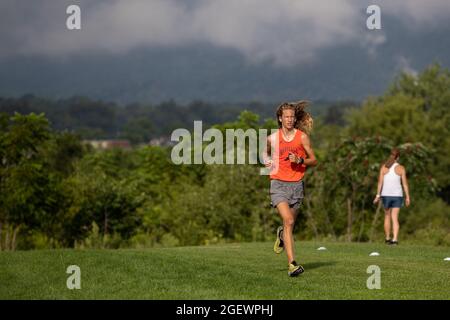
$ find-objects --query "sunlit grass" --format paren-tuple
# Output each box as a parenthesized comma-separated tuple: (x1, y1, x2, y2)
(1, 241, 449, 299)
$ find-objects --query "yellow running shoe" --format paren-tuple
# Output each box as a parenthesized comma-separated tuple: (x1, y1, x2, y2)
(288, 261, 305, 277)
(273, 226, 284, 254)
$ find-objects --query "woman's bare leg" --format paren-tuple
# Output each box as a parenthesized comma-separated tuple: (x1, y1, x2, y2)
(384, 208, 392, 240)
(391, 208, 400, 241)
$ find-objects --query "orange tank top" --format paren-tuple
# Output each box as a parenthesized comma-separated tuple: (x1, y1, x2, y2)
(269, 129, 306, 182)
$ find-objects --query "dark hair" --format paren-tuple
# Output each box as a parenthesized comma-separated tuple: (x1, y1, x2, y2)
(384, 148, 400, 168)
(276, 100, 313, 133)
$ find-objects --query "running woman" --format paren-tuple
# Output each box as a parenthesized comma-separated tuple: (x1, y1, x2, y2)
(373, 148, 410, 245)
(264, 101, 317, 277)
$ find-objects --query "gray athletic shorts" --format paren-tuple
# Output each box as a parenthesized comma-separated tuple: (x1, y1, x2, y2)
(270, 179, 305, 210)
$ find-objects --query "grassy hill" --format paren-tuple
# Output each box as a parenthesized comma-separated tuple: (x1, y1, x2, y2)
(0, 241, 449, 300)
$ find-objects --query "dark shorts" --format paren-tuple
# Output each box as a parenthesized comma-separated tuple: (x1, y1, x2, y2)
(270, 179, 304, 211)
(381, 196, 403, 209)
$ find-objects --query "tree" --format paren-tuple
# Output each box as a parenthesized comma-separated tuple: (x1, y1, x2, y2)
(0, 113, 51, 250)
(63, 166, 143, 247)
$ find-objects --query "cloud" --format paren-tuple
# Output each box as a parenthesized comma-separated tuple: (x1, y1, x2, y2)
(379, 0, 450, 24)
(396, 56, 418, 77)
(0, 0, 449, 65)
(361, 33, 386, 58)
(189, 0, 359, 65)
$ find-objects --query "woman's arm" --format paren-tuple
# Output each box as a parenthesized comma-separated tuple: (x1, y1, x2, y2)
(373, 167, 384, 204)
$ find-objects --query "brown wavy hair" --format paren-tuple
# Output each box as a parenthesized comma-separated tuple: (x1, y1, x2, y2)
(276, 100, 313, 133)
(384, 148, 400, 168)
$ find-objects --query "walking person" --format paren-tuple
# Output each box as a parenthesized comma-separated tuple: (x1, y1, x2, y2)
(264, 101, 317, 277)
(373, 149, 410, 245)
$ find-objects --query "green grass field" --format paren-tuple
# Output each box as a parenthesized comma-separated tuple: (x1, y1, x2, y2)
(0, 241, 449, 299)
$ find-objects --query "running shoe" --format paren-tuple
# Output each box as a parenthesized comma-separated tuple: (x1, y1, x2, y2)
(273, 226, 284, 254)
(288, 260, 305, 277)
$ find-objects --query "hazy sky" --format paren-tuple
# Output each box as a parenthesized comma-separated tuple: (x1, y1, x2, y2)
(2, 0, 450, 66)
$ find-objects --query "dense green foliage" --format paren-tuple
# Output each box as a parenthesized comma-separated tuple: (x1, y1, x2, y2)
(0, 64, 449, 250)
(347, 64, 450, 199)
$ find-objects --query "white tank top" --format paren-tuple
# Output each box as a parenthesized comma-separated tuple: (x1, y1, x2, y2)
(381, 163, 403, 197)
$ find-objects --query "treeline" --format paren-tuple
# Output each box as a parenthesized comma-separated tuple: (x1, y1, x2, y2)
(0, 63, 449, 250)
(0, 96, 355, 144)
